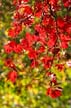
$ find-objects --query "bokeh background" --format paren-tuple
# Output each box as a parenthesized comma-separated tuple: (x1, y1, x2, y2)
(0, 0, 71, 108)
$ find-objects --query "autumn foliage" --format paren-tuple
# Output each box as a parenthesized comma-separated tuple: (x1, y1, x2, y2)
(3, 0, 71, 99)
